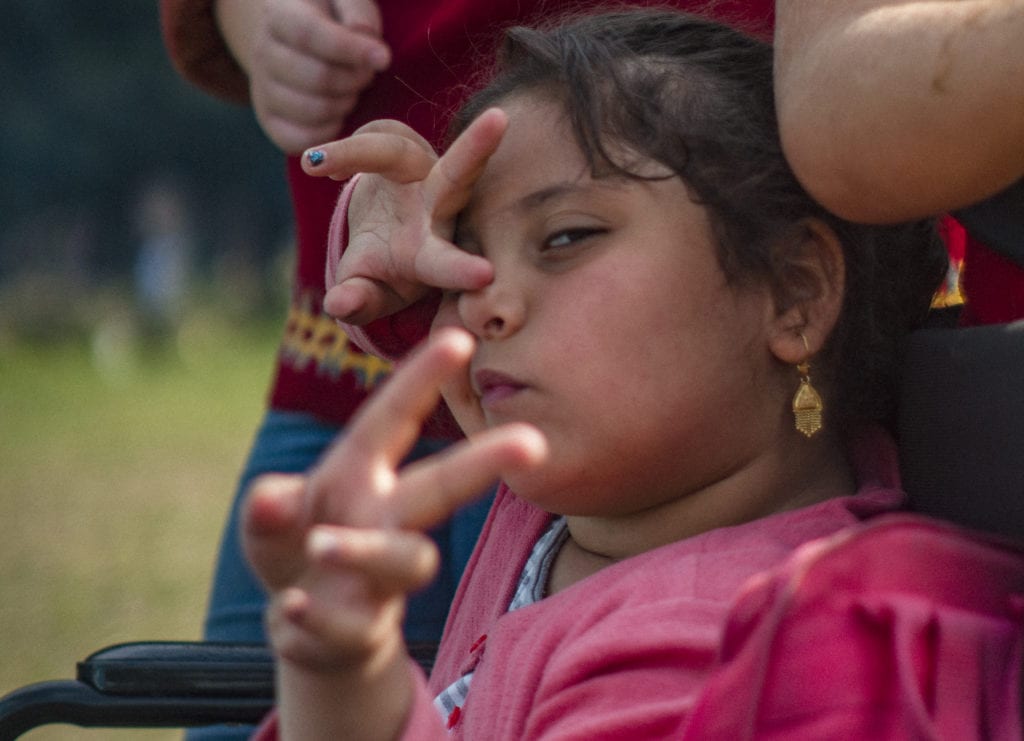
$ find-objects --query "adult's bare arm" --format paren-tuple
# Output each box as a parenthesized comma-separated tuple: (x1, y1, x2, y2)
(775, 0, 1024, 223)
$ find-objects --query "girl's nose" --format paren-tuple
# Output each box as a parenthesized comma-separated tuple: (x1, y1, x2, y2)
(458, 281, 525, 341)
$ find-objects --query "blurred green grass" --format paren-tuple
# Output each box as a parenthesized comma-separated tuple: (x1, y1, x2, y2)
(0, 311, 280, 740)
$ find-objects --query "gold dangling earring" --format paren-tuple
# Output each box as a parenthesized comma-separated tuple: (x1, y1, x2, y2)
(792, 332, 823, 438)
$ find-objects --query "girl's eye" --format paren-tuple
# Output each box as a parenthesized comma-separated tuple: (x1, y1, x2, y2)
(543, 228, 605, 250)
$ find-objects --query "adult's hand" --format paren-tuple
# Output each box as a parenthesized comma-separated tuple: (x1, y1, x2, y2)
(219, 0, 392, 153)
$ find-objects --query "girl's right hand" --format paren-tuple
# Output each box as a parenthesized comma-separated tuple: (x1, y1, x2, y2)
(303, 109, 510, 325)
(242, 328, 547, 671)
(242, 332, 545, 739)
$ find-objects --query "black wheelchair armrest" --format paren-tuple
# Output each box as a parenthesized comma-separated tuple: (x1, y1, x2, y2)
(78, 640, 275, 697)
(0, 641, 274, 740)
(0, 639, 439, 739)
(0, 679, 273, 739)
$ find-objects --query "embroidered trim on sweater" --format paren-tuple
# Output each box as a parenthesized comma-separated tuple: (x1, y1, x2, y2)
(279, 291, 392, 386)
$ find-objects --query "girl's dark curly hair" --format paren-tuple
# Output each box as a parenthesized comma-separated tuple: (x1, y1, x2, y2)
(449, 7, 948, 431)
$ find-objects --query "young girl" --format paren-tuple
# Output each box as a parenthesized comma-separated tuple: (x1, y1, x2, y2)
(244, 9, 947, 739)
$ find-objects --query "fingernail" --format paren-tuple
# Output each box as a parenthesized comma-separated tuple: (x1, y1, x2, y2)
(309, 527, 339, 558)
(306, 149, 325, 167)
(367, 46, 390, 72)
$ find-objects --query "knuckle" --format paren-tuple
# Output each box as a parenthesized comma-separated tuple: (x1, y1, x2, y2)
(303, 96, 346, 126)
(409, 541, 440, 585)
(311, 62, 344, 93)
(287, 16, 317, 52)
(247, 472, 293, 499)
(304, 477, 333, 521)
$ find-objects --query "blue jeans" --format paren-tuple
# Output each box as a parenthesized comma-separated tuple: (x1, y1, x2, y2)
(186, 410, 493, 740)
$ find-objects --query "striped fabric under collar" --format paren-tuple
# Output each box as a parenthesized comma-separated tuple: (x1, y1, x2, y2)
(433, 517, 569, 727)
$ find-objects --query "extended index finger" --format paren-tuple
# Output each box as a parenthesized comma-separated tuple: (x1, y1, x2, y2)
(302, 128, 438, 182)
(392, 423, 548, 532)
(314, 328, 474, 485)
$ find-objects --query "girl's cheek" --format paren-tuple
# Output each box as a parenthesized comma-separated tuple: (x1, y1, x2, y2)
(433, 298, 485, 433)
(440, 373, 485, 436)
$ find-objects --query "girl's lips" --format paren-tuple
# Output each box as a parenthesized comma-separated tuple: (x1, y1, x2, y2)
(473, 369, 527, 406)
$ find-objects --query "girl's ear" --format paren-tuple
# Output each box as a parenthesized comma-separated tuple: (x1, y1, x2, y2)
(768, 217, 845, 364)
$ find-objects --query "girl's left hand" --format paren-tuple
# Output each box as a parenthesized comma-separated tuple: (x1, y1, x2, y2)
(305, 109, 510, 325)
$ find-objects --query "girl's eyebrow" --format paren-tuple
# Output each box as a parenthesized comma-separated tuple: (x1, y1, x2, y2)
(455, 178, 627, 246)
(516, 179, 624, 212)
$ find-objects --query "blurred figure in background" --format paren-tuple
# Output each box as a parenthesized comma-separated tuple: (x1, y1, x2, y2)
(133, 177, 194, 345)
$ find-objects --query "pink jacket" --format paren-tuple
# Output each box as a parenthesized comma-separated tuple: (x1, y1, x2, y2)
(682, 514, 1024, 739)
(255, 431, 906, 740)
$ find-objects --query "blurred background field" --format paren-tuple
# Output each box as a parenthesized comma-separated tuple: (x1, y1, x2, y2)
(0, 314, 278, 740)
(1, 1, 299, 738)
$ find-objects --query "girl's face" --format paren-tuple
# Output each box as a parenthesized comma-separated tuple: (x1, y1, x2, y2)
(434, 96, 790, 520)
